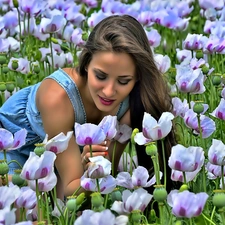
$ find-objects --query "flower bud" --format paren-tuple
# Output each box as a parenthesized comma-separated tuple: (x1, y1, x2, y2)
(179, 184, 188, 192)
(196, 50, 203, 59)
(12, 169, 25, 186)
(0, 160, 9, 176)
(11, 60, 19, 70)
(131, 128, 139, 144)
(0, 82, 6, 92)
(82, 31, 89, 42)
(6, 82, 15, 93)
(145, 142, 157, 156)
(60, 42, 70, 52)
(66, 197, 77, 211)
(111, 189, 122, 202)
(193, 102, 204, 114)
(91, 192, 104, 209)
(149, 209, 156, 222)
(130, 210, 142, 223)
(13, 0, 19, 8)
(212, 190, 225, 208)
(51, 37, 58, 44)
(34, 143, 46, 156)
(33, 65, 40, 74)
(201, 65, 209, 75)
(212, 75, 222, 86)
(76, 192, 85, 206)
(153, 185, 168, 202)
(0, 53, 7, 65)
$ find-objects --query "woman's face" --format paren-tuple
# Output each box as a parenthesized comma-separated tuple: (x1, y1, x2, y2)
(86, 51, 136, 113)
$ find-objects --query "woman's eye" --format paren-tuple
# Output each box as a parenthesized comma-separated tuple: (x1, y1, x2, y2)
(95, 74, 106, 80)
(118, 80, 130, 85)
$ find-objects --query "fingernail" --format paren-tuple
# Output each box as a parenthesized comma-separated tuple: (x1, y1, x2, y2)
(104, 151, 108, 156)
(104, 141, 107, 145)
(105, 147, 108, 151)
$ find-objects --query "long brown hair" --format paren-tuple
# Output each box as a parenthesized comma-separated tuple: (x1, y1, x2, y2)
(76, 15, 176, 191)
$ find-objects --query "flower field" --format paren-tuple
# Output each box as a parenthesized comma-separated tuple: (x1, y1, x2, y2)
(1, 0, 225, 224)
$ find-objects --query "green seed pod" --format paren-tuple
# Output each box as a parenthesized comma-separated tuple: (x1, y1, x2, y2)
(34, 143, 46, 156)
(201, 65, 209, 75)
(130, 210, 142, 223)
(212, 75, 222, 86)
(111, 189, 122, 202)
(91, 192, 104, 208)
(179, 184, 188, 192)
(0, 54, 7, 65)
(6, 82, 15, 93)
(146, 142, 157, 156)
(212, 191, 225, 208)
(51, 37, 59, 44)
(33, 64, 40, 74)
(0, 82, 6, 92)
(12, 169, 25, 187)
(82, 31, 89, 42)
(11, 60, 19, 70)
(66, 197, 77, 211)
(0, 160, 9, 176)
(153, 186, 168, 202)
(193, 102, 204, 114)
(2, 65, 9, 74)
(196, 50, 203, 59)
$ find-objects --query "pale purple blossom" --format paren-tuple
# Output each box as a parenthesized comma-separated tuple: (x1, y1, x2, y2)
(116, 166, 160, 189)
(98, 115, 117, 140)
(172, 97, 189, 118)
(169, 144, 204, 172)
(167, 190, 208, 218)
(183, 109, 216, 138)
(81, 175, 117, 194)
(74, 123, 106, 146)
(111, 188, 152, 214)
(113, 123, 132, 144)
(154, 54, 171, 74)
(43, 131, 73, 154)
(134, 112, 174, 145)
(208, 139, 225, 166)
(0, 184, 20, 209)
(211, 98, 225, 120)
(15, 186, 36, 209)
(86, 156, 111, 179)
(28, 170, 57, 192)
(20, 151, 56, 180)
(0, 128, 27, 151)
(175, 64, 205, 94)
(74, 209, 128, 225)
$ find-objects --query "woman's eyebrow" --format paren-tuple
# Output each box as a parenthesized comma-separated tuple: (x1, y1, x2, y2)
(94, 68, 133, 78)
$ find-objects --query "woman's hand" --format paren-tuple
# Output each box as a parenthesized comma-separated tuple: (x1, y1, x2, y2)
(81, 141, 109, 170)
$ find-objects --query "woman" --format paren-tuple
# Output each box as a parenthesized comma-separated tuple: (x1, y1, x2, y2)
(0, 15, 175, 196)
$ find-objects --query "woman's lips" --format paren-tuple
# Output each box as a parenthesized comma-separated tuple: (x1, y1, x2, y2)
(99, 96, 115, 106)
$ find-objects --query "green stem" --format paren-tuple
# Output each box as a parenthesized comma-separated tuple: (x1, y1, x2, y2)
(44, 192, 51, 224)
(111, 141, 117, 177)
(182, 171, 187, 184)
(3, 150, 9, 186)
(89, 145, 93, 157)
(161, 139, 167, 187)
(151, 155, 160, 185)
(35, 179, 41, 222)
(49, 33, 55, 73)
(7, 159, 23, 169)
(221, 165, 225, 190)
(210, 206, 216, 224)
(96, 178, 101, 192)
